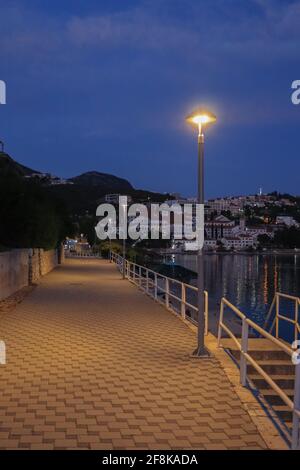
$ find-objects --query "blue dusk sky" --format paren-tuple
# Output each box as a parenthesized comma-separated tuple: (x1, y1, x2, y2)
(0, 0, 299, 198)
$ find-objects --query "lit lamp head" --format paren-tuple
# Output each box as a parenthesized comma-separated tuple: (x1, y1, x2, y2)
(186, 108, 216, 136)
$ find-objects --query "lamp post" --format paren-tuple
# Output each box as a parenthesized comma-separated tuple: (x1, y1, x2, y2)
(186, 108, 216, 357)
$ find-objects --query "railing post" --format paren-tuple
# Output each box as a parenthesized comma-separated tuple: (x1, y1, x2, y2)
(217, 300, 224, 347)
(127, 261, 130, 279)
(154, 273, 158, 300)
(292, 362, 300, 450)
(139, 266, 142, 287)
(204, 291, 208, 335)
(181, 284, 186, 319)
(146, 269, 149, 294)
(295, 300, 299, 344)
(165, 278, 169, 309)
(240, 318, 249, 387)
(275, 293, 279, 339)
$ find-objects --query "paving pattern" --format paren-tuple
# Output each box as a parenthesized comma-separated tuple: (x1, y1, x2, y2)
(0, 258, 268, 449)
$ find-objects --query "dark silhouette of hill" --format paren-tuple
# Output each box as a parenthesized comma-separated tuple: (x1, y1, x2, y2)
(0, 152, 172, 216)
(0, 151, 39, 177)
(69, 171, 133, 192)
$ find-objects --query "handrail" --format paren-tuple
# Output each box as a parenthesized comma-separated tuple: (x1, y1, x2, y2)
(264, 292, 300, 343)
(218, 297, 300, 450)
(263, 295, 276, 330)
(66, 250, 100, 258)
(246, 317, 293, 357)
(110, 251, 209, 335)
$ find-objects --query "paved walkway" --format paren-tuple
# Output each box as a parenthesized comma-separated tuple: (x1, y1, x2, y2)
(0, 259, 268, 449)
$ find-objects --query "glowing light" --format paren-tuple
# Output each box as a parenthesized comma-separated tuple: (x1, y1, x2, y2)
(192, 115, 210, 125)
(186, 108, 217, 129)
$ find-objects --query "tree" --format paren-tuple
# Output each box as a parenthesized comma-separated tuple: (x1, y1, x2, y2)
(273, 227, 300, 248)
(0, 171, 74, 249)
(257, 234, 273, 248)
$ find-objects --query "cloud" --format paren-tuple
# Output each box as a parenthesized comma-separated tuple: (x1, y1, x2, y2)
(1, 0, 300, 64)
(66, 8, 200, 54)
(63, 0, 300, 66)
(1, 0, 300, 132)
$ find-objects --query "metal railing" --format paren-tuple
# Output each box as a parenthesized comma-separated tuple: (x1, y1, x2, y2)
(263, 292, 300, 343)
(110, 251, 208, 335)
(66, 250, 101, 258)
(218, 297, 300, 450)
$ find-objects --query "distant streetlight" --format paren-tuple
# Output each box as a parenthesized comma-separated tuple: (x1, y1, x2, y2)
(186, 107, 216, 357)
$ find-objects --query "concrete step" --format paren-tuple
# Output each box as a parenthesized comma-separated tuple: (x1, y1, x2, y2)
(259, 388, 294, 406)
(229, 349, 288, 361)
(221, 338, 291, 362)
(286, 421, 294, 430)
(221, 337, 296, 433)
(249, 374, 295, 389)
(273, 405, 293, 422)
(248, 360, 294, 375)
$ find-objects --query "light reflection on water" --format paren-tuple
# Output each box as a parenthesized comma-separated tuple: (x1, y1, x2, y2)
(169, 254, 300, 328)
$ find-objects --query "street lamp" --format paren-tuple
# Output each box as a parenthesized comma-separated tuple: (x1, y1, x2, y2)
(186, 107, 216, 357)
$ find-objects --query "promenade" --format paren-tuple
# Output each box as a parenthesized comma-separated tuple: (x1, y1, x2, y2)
(0, 258, 270, 449)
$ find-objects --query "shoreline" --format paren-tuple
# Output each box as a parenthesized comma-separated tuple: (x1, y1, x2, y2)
(157, 249, 300, 256)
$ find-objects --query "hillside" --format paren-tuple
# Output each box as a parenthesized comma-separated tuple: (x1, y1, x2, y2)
(69, 171, 133, 193)
(0, 151, 39, 177)
(0, 152, 172, 215)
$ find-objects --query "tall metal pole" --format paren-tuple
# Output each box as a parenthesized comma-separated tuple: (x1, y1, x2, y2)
(194, 125, 208, 356)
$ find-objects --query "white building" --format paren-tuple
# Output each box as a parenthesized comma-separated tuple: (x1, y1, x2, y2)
(276, 216, 299, 228)
(222, 235, 256, 250)
(205, 215, 235, 239)
(207, 198, 232, 214)
(105, 194, 132, 204)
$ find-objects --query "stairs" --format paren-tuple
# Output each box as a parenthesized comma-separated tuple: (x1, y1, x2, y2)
(220, 338, 295, 432)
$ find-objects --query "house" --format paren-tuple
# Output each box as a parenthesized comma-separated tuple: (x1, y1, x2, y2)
(205, 215, 235, 239)
(105, 194, 132, 204)
(222, 235, 256, 250)
(276, 216, 299, 228)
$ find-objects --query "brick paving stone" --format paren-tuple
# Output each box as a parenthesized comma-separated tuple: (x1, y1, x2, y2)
(0, 258, 269, 449)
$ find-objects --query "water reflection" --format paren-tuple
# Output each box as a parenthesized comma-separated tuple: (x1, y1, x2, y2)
(169, 254, 300, 327)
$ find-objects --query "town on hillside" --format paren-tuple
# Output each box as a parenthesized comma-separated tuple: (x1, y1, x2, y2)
(94, 190, 300, 253)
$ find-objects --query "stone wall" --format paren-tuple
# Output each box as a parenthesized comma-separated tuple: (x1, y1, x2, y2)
(29, 249, 40, 284)
(0, 250, 29, 301)
(40, 249, 58, 276)
(0, 248, 61, 301)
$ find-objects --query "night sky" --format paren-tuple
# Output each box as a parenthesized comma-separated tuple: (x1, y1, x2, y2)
(0, 0, 299, 198)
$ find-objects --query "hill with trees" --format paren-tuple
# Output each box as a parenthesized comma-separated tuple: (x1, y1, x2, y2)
(0, 150, 172, 250)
